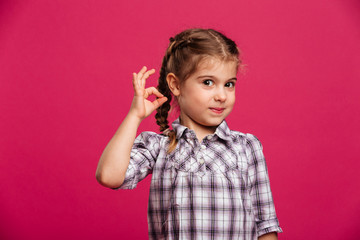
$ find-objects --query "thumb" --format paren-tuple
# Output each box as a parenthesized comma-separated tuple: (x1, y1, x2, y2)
(152, 97, 168, 109)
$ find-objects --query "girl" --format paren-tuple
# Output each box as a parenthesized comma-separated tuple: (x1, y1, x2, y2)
(96, 28, 282, 240)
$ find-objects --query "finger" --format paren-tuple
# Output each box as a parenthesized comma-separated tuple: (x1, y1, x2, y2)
(144, 87, 165, 99)
(132, 72, 137, 86)
(143, 69, 156, 79)
(137, 66, 147, 81)
(142, 69, 155, 84)
(132, 72, 139, 91)
(132, 73, 138, 90)
(141, 69, 156, 89)
(151, 97, 168, 109)
(132, 73, 144, 96)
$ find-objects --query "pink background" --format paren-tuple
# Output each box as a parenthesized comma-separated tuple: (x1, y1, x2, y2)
(1, 0, 359, 239)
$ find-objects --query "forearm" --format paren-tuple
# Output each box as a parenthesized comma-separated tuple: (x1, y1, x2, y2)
(96, 66, 166, 188)
(258, 232, 278, 240)
(95, 112, 141, 188)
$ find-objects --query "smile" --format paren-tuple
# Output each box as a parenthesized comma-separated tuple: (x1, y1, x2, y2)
(209, 107, 225, 114)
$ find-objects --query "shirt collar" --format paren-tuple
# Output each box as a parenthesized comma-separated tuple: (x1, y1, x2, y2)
(171, 118, 232, 142)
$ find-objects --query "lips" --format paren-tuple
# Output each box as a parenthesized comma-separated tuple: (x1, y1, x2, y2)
(210, 107, 225, 114)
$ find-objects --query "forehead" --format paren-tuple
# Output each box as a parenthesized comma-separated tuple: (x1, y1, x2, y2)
(195, 57, 238, 75)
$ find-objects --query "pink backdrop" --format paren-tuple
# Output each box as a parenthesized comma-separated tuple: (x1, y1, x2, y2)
(1, 1, 359, 239)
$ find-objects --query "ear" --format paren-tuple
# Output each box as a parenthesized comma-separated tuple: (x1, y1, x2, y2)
(166, 73, 181, 96)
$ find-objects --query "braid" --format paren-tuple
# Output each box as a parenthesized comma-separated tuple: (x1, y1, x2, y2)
(155, 56, 172, 132)
(155, 40, 179, 153)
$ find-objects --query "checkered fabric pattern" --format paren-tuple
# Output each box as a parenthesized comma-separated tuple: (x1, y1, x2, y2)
(117, 118, 282, 239)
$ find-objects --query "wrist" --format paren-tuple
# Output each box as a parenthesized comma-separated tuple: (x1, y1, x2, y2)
(126, 110, 144, 124)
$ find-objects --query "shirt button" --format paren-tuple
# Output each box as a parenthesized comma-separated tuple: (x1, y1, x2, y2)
(200, 145, 206, 150)
(208, 135, 213, 140)
(199, 158, 205, 164)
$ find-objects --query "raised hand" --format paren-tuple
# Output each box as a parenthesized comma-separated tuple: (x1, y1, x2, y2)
(129, 66, 168, 120)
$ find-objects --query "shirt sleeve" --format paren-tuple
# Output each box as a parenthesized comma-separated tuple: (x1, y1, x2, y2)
(115, 131, 161, 190)
(246, 134, 283, 236)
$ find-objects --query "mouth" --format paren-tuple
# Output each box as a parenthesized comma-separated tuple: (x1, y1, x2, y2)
(209, 107, 225, 114)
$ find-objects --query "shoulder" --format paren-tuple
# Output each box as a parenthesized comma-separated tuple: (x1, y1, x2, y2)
(135, 131, 169, 146)
(131, 131, 170, 157)
(229, 130, 263, 153)
(230, 130, 261, 144)
(228, 131, 266, 169)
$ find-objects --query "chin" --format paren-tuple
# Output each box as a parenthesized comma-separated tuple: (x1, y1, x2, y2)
(203, 118, 225, 127)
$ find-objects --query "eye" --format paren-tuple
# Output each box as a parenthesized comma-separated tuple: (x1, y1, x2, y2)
(203, 79, 214, 86)
(225, 82, 235, 88)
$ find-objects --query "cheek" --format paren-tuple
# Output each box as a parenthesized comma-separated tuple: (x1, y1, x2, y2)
(185, 90, 206, 104)
(228, 92, 236, 106)
(178, 92, 201, 111)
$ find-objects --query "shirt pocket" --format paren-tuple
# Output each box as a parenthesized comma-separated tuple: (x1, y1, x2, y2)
(166, 146, 202, 173)
(203, 146, 240, 175)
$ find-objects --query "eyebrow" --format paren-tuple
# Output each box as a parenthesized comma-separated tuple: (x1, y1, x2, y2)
(197, 75, 237, 81)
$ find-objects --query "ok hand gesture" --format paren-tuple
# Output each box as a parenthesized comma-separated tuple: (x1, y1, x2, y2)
(129, 66, 168, 120)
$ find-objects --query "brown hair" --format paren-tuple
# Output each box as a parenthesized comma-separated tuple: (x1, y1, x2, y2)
(155, 28, 242, 153)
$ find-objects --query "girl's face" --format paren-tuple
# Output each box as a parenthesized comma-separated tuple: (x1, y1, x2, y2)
(176, 57, 237, 133)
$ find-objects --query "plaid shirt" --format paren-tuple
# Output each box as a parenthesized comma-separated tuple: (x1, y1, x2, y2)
(117, 118, 282, 239)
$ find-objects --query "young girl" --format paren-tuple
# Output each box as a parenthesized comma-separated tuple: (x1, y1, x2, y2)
(96, 28, 282, 240)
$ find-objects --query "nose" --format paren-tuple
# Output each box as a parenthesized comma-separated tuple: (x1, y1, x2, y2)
(214, 87, 227, 102)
